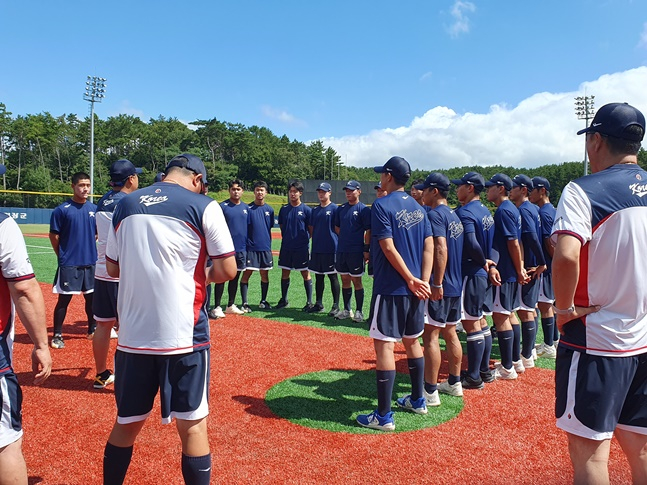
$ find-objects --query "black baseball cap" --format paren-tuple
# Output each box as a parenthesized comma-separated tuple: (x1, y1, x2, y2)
(484, 173, 513, 191)
(374, 182, 382, 190)
(414, 173, 450, 191)
(450, 171, 485, 190)
(154, 172, 165, 183)
(374, 156, 411, 182)
(531, 176, 550, 191)
(165, 153, 209, 186)
(577, 102, 645, 142)
(109, 159, 143, 186)
(512, 174, 533, 190)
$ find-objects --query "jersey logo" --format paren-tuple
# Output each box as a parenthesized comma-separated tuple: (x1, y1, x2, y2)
(155, 188, 161, 193)
(139, 195, 168, 206)
(88, 211, 95, 218)
(64, 204, 71, 208)
(449, 221, 464, 239)
(265, 211, 270, 216)
(326, 211, 331, 216)
(482, 215, 494, 231)
(402, 196, 409, 200)
(298, 211, 304, 216)
(243, 209, 248, 214)
(629, 182, 647, 198)
(353, 210, 358, 216)
(102, 199, 115, 207)
(396, 208, 425, 230)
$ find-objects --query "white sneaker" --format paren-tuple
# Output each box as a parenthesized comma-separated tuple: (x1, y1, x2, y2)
(437, 380, 464, 397)
(209, 306, 225, 319)
(225, 304, 245, 315)
(352, 310, 364, 322)
(535, 342, 557, 359)
(521, 355, 535, 369)
(423, 389, 441, 407)
(493, 363, 518, 380)
(513, 360, 526, 374)
(335, 309, 352, 320)
(531, 348, 538, 360)
(110, 327, 118, 339)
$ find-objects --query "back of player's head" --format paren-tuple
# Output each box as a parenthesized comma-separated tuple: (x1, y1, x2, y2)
(532, 176, 550, 195)
(288, 181, 304, 193)
(229, 179, 244, 189)
(577, 102, 645, 156)
(254, 180, 269, 191)
(72, 172, 91, 185)
(374, 156, 411, 186)
(450, 172, 485, 194)
(165, 154, 209, 186)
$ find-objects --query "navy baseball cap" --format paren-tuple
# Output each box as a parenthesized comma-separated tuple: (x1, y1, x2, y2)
(374, 182, 382, 190)
(109, 159, 143, 186)
(154, 172, 164, 183)
(166, 153, 209, 186)
(450, 171, 485, 190)
(485, 173, 513, 191)
(577, 102, 645, 142)
(414, 173, 450, 191)
(317, 182, 332, 192)
(532, 176, 550, 191)
(344, 180, 361, 190)
(0, 164, 5, 176)
(374, 156, 411, 182)
(512, 174, 533, 190)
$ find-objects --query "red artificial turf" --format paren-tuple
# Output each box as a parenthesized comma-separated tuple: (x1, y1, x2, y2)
(12, 283, 633, 484)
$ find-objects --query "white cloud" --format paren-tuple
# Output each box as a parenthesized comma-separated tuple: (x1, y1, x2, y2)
(261, 105, 306, 126)
(638, 22, 647, 49)
(447, 1, 476, 38)
(419, 71, 433, 82)
(320, 66, 647, 171)
(113, 100, 145, 119)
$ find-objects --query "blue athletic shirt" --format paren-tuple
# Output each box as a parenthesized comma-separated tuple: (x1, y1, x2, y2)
(371, 191, 432, 296)
(429, 205, 464, 297)
(456, 200, 494, 277)
(246, 202, 274, 252)
(278, 202, 312, 251)
(334, 202, 371, 253)
(220, 200, 250, 252)
(518, 200, 542, 267)
(310, 203, 338, 254)
(539, 202, 556, 272)
(50, 198, 97, 266)
(96, 190, 126, 281)
(492, 199, 521, 283)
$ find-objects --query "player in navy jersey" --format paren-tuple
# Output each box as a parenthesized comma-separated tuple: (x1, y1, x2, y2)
(92, 160, 141, 389)
(334, 181, 371, 322)
(49, 171, 98, 349)
(452, 171, 496, 389)
(509, 174, 546, 371)
(0, 164, 52, 484)
(551, 103, 647, 483)
(276, 181, 313, 310)
(240, 181, 275, 310)
(103, 153, 236, 485)
(416, 173, 464, 405)
(529, 176, 557, 358)
(486, 173, 529, 380)
(410, 179, 425, 206)
(356, 156, 433, 431)
(307, 182, 340, 314)
(211, 180, 250, 316)
(374, 181, 387, 199)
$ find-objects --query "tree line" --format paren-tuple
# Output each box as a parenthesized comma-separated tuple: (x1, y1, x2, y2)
(0, 102, 645, 208)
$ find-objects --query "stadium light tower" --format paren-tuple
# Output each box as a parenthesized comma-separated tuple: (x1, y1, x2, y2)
(83, 76, 107, 201)
(574, 94, 595, 176)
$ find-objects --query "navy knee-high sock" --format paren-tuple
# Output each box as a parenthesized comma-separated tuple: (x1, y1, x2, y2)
(240, 282, 249, 305)
(542, 316, 555, 346)
(227, 273, 240, 306)
(466, 331, 485, 380)
(355, 288, 365, 313)
(480, 326, 493, 373)
(260, 281, 269, 302)
(304, 279, 313, 305)
(511, 324, 521, 362)
(214, 283, 225, 308)
(376, 370, 396, 416)
(521, 320, 535, 359)
(407, 357, 425, 400)
(181, 453, 212, 485)
(281, 278, 290, 301)
(103, 442, 133, 485)
(497, 329, 514, 370)
(315, 274, 325, 305)
(342, 288, 352, 311)
(329, 274, 340, 306)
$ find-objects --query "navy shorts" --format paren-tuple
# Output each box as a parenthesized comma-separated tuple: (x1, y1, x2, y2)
(53, 265, 95, 294)
(278, 247, 309, 271)
(538, 272, 554, 303)
(234, 251, 247, 271)
(0, 373, 23, 448)
(114, 349, 210, 425)
(461, 275, 488, 320)
(556, 347, 647, 440)
(93, 279, 118, 321)
(518, 276, 540, 311)
(308, 253, 336, 274)
(335, 252, 365, 277)
(246, 251, 273, 271)
(369, 294, 425, 342)
(426, 296, 461, 327)
(483, 282, 494, 315)
(491, 281, 520, 315)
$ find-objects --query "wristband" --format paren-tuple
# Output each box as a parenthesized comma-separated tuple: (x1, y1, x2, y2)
(553, 304, 575, 315)
(431, 283, 443, 289)
(363, 244, 370, 252)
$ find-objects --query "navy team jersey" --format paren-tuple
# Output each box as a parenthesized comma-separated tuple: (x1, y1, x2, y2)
(518, 200, 542, 267)
(95, 190, 126, 281)
(492, 200, 521, 283)
(0, 214, 36, 376)
(429, 205, 464, 297)
(246, 203, 274, 252)
(50, 198, 97, 267)
(278, 202, 312, 251)
(334, 202, 371, 253)
(456, 200, 494, 277)
(371, 191, 432, 296)
(539, 203, 556, 272)
(220, 200, 250, 252)
(310, 203, 338, 254)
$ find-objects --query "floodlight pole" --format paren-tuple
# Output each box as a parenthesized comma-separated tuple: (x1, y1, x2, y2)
(574, 94, 595, 176)
(83, 76, 107, 202)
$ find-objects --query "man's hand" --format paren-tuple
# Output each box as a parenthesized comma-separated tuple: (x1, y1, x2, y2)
(557, 305, 601, 334)
(517, 268, 531, 285)
(408, 278, 431, 300)
(430, 285, 443, 301)
(527, 265, 547, 280)
(489, 267, 502, 286)
(32, 346, 52, 385)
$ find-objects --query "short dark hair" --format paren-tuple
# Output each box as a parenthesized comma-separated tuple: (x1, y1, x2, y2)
(437, 188, 449, 199)
(288, 181, 304, 193)
(395, 173, 411, 187)
(605, 125, 644, 156)
(254, 181, 269, 191)
(228, 179, 244, 189)
(72, 172, 91, 185)
(411, 179, 424, 187)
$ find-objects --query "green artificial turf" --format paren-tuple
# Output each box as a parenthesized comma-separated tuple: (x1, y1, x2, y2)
(265, 369, 463, 433)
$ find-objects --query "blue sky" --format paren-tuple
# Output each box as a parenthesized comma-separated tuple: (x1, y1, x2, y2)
(2, 0, 646, 170)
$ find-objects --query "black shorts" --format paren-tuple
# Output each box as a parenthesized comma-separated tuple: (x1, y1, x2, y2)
(308, 253, 336, 274)
(426, 296, 461, 327)
(538, 272, 554, 303)
(556, 347, 647, 440)
(114, 349, 210, 425)
(246, 251, 273, 271)
(518, 276, 540, 311)
(93, 279, 118, 321)
(53, 265, 95, 294)
(483, 282, 494, 315)
(461, 275, 488, 320)
(0, 373, 23, 448)
(278, 247, 309, 271)
(368, 294, 425, 341)
(233, 251, 247, 271)
(335, 252, 365, 277)
(492, 281, 520, 315)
